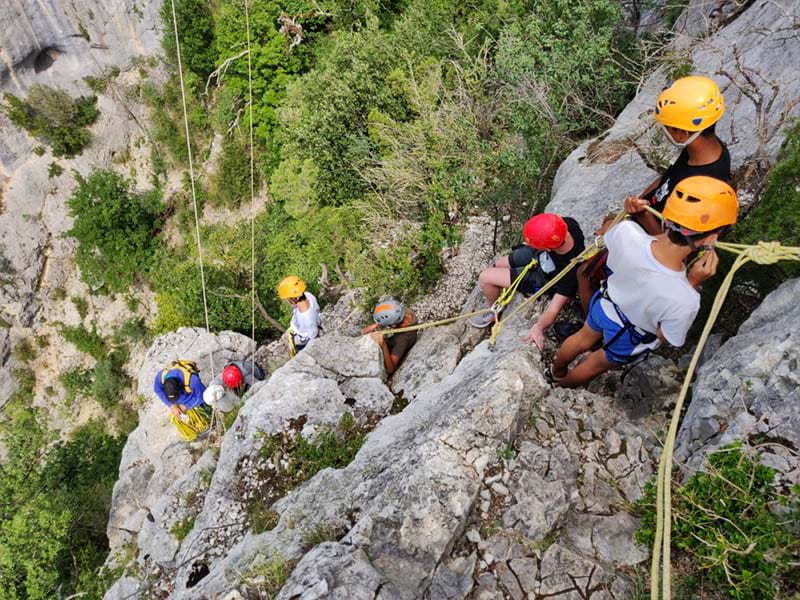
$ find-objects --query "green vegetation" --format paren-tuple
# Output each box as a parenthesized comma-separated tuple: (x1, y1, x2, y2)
(59, 324, 106, 360)
(47, 162, 64, 178)
(1, 84, 98, 157)
(301, 520, 346, 550)
(259, 412, 366, 489)
(71, 295, 89, 319)
(60, 367, 94, 404)
(0, 401, 125, 600)
(695, 120, 800, 338)
(170, 515, 196, 541)
(12, 338, 36, 364)
(66, 170, 163, 293)
(241, 552, 296, 596)
(637, 443, 800, 599)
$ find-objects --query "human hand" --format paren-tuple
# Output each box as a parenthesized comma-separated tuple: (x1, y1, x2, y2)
(522, 322, 545, 351)
(169, 403, 182, 419)
(368, 332, 385, 346)
(361, 323, 377, 334)
(688, 249, 719, 288)
(623, 196, 648, 215)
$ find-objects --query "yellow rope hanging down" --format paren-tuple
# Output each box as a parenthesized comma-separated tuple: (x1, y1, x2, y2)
(639, 201, 800, 599)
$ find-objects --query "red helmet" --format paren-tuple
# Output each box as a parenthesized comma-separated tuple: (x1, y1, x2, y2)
(222, 364, 243, 388)
(523, 214, 568, 250)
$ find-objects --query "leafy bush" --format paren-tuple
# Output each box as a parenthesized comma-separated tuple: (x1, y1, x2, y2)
(636, 443, 800, 599)
(66, 170, 163, 293)
(1, 85, 98, 157)
(12, 338, 36, 364)
(207, 132, 258, 208)
(170, 516, 196, 542)
(91, 353, 131, 410)
(48, 162, 64, 178)
(60, 368, 94, 404)
(59, 324, 106, 361)
(71, 295, 89, 319)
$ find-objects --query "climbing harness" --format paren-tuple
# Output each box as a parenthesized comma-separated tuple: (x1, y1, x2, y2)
(286, 326, 297, 357)
(160, 360, 200, 393)
(591, 284, 658, 364)
(487, 210, 628, 347)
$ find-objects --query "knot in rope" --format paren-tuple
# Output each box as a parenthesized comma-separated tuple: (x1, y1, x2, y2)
(742, 241, 785, 265)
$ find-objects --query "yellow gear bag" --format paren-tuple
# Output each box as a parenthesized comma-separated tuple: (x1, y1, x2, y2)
(161, 359, 200, 394)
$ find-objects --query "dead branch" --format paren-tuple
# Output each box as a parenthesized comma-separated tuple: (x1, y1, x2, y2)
(204, 49, 250, 97)
(278, 8, 333, 51)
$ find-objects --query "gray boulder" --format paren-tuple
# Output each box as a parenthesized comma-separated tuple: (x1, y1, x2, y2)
(675, 277, 800, 487)
(546, 0, 800, 235)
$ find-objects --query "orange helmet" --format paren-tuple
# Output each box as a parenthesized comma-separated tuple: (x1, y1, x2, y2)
(655, 76, 724, 132)
(662, 176, 738, 233)
(278, 276, 306, 300)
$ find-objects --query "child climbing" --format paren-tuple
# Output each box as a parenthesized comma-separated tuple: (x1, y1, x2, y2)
(362, 299, 417, 375)
(153, 359, 210, 441)
(470, 213, 586, 350)
(577, 75, 731, 314)
(548, 176, 738, 388)
(278, 275, 321, 355)
(203, 360, 266, 413)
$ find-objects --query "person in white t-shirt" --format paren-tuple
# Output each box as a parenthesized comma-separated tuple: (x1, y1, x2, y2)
(278, 275, 321, 353)
(547, 176, 738, 388)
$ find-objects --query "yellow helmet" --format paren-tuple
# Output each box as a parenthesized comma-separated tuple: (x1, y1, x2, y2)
(663, 176, 738, 233)
(278, 275, 306, 299)
(654, 76, 724, 132)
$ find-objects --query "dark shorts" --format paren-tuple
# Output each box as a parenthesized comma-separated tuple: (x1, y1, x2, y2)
(508, 246, 548, 296)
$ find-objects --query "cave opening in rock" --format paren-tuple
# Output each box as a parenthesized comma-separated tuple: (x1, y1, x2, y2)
(33, 47, 59, 73)
(186, 561, 210, 588)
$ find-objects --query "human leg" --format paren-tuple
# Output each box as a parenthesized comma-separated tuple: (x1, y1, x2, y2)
(478, 265, 511, 306)
(556, 348, 615, 388)
(551, 322, 602, 378)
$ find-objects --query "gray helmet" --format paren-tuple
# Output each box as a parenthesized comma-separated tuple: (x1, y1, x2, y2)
(373, 299, 405, 326)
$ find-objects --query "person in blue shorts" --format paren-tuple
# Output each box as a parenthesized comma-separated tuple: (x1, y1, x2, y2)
(547, 176, 738, 388)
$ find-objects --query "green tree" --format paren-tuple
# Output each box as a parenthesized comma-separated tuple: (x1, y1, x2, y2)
(66, 170, 163, 293)
(160, 0, 216, 80)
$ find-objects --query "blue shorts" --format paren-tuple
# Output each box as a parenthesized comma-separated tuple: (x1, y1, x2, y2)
(586, 291, 659, 365)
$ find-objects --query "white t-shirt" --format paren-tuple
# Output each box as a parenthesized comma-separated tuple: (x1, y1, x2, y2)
(604, 221, 699, 347)
(290, 291, 320, 345)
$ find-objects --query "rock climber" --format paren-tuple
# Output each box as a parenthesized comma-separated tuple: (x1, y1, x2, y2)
(278, 275, 321, 354)
(469, 213, 586, 351)
(577, 75, 731, 316)
(548, 176, 738, 388)
(203, 360, 266, 413)
(153, 359, 210, 441)
(362, 299, 417, 376)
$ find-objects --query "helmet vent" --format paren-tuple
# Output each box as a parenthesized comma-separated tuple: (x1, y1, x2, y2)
(686, 195, 702, 203)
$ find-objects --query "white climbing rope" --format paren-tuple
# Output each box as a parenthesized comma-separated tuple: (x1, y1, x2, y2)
(244, 0, 257, 380)
(168, 0, 215, 378)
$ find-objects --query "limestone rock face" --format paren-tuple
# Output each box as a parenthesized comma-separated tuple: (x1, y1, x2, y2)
(106, 328, 254, 550)
(675, 277, 800, 487)
(0, 0, 162, 98)
(545, 0, 800, 236)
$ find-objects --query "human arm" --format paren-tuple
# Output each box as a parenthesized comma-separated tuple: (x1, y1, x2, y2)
(187, 373, 207, 409)
(687, 250, 719, 289)
(362, 323, 379, 334)
(153, 372, 171, 408)
(623, 196, 661, 235)
(523, 293, 571, 350)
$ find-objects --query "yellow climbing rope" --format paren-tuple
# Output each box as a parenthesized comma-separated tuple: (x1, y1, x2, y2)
(169, 405, 213, 442)
(370, 257, 532, 336)
(649, 238, 800, 600)
(487, 209, 628, 346)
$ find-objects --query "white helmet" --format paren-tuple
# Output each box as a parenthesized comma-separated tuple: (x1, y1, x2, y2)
(372, 299, 405, 326)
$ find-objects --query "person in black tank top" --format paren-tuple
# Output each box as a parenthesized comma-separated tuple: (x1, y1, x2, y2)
(577, 75, 732, 317)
